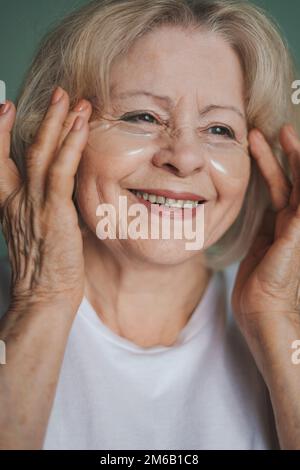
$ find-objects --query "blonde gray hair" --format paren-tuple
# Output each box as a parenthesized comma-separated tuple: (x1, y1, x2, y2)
(11, 0, 300, 270)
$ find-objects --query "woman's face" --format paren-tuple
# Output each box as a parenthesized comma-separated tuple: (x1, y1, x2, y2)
(76, 26, 251, 264)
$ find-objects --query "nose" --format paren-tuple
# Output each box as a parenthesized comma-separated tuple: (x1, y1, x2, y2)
(152, 126, 206, 178)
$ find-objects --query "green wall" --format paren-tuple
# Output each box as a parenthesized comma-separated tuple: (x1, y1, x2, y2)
(0, 0, 300, 257)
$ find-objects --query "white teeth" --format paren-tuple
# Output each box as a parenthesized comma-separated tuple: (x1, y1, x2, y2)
(183, 200, 195, 208)
(148, 194, 157, 203)
(165, 198, 176, 206)
(170, 201, 184, 208)
(157, 196, 165, 204)
(130, 190, 203, 208)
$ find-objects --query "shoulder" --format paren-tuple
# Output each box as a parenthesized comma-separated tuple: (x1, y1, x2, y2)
(0, 256, 11, 318)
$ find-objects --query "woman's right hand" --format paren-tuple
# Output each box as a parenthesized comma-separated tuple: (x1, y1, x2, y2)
(0, 87, 92, 314)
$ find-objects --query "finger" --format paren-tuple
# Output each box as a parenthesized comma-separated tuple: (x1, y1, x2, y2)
(249, 128, 292, 211)
(279, 124, 300, 210)
(0, 101, 21, 205)
(25, 87, 70, 188)
(56, 99, 92, 150)
(46, 115, 89, 202)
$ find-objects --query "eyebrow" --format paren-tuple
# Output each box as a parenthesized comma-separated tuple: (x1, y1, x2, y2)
(111, 89, 246, 121)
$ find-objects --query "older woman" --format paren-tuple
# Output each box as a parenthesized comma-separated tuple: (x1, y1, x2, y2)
(0, 0, 300, 450)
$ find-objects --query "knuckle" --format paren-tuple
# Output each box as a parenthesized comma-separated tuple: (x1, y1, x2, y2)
(47, 163, 67, 181)
(35, 114, 58, 139)
(42, 112, 57, 127)
(61, 139, 79, 154)
(27, 142, 42, 160)
(62, 116, 74, 131)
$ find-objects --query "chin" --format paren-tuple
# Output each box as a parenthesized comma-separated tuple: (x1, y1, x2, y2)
(120, 238, 206, 266)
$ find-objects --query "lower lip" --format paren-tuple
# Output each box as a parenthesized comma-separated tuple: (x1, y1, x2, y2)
(127, 191, 205, 219)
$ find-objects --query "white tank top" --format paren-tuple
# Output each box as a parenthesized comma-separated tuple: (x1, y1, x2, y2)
(29, 262, 278, 450)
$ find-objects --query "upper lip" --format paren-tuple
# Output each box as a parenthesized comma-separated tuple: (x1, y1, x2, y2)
(128, 188, 207, 201)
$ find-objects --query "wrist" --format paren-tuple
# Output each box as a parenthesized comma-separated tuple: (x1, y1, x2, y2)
(242, 311, 300, 386)
(2, 294, 79, 341)
(8, 289, 82, 318)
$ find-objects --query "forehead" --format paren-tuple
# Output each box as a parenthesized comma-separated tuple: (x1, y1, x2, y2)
(109, 26, 245, 107)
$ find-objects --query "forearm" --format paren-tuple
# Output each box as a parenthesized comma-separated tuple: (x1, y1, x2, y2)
(249, 313, 300, 449)
(0, 299, 76, 449)
(268, 370, 300, 450)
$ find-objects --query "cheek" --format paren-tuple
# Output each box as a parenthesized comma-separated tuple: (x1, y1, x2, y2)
(203, 151, 251, 244)
(84, 126, 159, 182)
(75, 130, 159, 231)
(203, 139, 251, 180)
(208, 144, 251, 202)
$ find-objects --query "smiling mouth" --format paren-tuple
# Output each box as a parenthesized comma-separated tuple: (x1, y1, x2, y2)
(127, 189, 206, 209)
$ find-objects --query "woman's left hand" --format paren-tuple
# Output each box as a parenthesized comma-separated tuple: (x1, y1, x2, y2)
(232, 123, 300, 449)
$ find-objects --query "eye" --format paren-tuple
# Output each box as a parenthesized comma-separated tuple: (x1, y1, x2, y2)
(207, 125, 235, 139)
(119, 111, 162, 125)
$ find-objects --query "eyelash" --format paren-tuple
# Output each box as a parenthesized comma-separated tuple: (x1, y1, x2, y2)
(119, 111, 236, 139)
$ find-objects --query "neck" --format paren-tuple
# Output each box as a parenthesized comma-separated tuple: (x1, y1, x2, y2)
(83, 232, 213, 348)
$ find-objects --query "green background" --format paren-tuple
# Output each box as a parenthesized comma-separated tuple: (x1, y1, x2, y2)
(0, 0, 300, 257)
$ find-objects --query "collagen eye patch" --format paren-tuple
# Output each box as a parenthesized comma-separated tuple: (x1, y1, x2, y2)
(87, 118, 250, 180)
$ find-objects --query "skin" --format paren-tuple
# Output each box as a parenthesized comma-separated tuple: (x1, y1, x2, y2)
(77, 27, 250, 347)
(0, 26, 299, 449)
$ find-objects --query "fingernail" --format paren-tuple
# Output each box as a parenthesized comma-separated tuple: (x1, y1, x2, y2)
(51, 86, 64, 104)
(73, 100, 88, 112)
(72, 116, 84, 131)
(0, 101, 11, 115)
